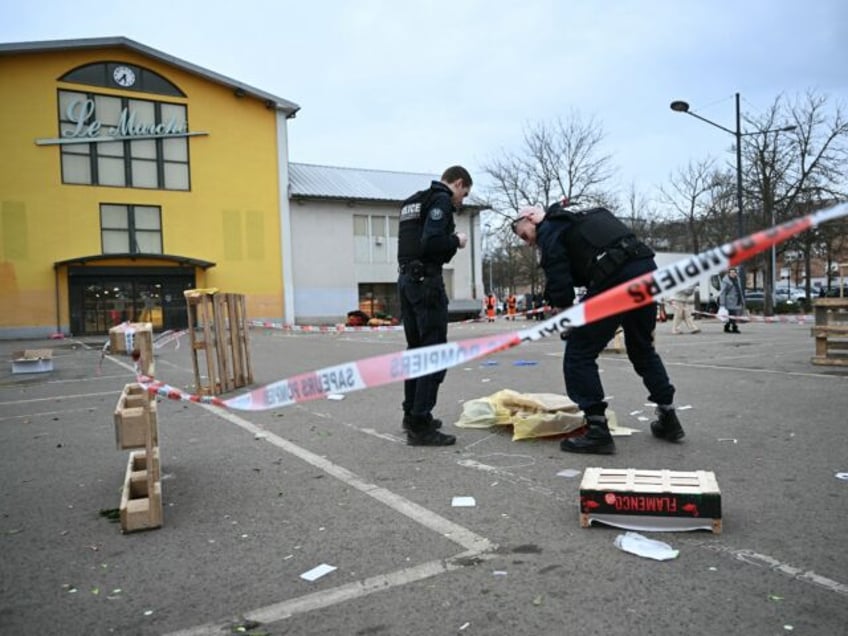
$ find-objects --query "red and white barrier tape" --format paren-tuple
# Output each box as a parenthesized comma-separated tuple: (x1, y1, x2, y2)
(249, 320, 404, 334)
(690, 309, 813, 324)
(137, 203, 847, 411)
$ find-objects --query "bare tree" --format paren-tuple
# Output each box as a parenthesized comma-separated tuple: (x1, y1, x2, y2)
(621, 182, 663, 244)
(481, 112, 618, 295)
(657, 158, 723, 253)
(743, 90, 848, 311)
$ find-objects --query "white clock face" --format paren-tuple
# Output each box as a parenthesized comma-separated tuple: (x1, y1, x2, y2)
(113, 65, 136, 87)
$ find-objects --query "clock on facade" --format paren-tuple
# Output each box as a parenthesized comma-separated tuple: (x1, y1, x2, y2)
(113, 65, 136, 88)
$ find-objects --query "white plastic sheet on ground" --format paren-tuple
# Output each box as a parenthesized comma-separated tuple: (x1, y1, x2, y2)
(454, 389, 619, 441)
(614, 532, 679, 561)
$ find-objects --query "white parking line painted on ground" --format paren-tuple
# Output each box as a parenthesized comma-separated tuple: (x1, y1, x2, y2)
(0, 406, 100, 422)
(161, 402, 496, 634)
(0, 390, 117, 406)
(163, 551, 491, 636)
(601, 355, 848, 380)
(209, 403, 493, 553)
(43, 373, 130, 384)
(695, 541, 848, 596)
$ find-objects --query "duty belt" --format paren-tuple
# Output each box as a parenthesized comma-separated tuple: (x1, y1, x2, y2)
(398, 260, 441, 279)
(589, 238, 653, 288)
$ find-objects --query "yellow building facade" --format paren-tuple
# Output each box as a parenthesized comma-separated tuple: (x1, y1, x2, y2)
(0, 37, 299, 338)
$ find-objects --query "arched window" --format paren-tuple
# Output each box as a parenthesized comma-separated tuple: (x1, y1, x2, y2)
(60, 62, 185, 97)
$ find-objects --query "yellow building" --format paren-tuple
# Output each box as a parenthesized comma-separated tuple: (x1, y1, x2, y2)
(0, 37, 300, 338)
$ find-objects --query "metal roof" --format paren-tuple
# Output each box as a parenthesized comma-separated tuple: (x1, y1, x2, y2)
(0, 37, 300, 117)
(289, 163, 438, 202)
(289, 163, 489, 210)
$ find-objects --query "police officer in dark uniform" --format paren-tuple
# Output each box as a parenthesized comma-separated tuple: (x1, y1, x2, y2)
(397, 166, 472, 446)
(511, 202, 685, 455)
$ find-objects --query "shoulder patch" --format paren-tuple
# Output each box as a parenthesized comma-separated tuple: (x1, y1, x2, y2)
(429, 208, 444, 221)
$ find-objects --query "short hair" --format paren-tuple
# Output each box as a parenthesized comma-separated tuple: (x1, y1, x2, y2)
(441, 165, 473, 188)
(510, 216, 532, 234)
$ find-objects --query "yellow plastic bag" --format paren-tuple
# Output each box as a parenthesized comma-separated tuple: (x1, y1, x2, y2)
(455, 389, 613, 441)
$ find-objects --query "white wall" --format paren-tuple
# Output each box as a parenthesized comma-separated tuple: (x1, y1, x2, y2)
(289, 198, 480, 323)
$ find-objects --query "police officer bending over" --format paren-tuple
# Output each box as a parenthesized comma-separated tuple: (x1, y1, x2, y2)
(397, 166, 471, 446)
(511, 202, 685, 455)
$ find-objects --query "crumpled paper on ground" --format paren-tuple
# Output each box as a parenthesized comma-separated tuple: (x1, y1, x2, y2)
(454, 389, 619, 441)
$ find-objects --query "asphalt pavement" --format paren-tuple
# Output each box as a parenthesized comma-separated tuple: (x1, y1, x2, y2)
(1, 315, 847, 636)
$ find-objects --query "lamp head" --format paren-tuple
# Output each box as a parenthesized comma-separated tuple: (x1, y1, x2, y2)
(670, 100, 690, 113)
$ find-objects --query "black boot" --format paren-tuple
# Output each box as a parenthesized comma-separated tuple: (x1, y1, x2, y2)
(723, 322, 731, 333)
(560, 416, 616, 454)
(406, 415, 455, 446)
(650, 407, 685, 442)
(402, 413, 442, 432)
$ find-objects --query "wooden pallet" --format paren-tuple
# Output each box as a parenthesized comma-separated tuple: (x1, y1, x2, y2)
(184, 290, 253, 395)
(579, 467, 722, 533)
(811, 299, 848, 366)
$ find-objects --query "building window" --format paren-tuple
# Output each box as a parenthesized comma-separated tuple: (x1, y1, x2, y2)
(58, 90, 190, 190)
(354, 214, 396, 263)
(101, 204, 163, 254)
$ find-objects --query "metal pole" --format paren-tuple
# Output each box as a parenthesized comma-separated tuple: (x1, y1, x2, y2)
(771, 208, 777, 304)
(488, 252, 493, 295)
(735, 92, 746, 289)
(485, 223, 493, 294)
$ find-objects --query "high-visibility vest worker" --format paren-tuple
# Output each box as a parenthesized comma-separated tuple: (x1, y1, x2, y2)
(485, 294, 497, 322)
(507, 294, 517, 320)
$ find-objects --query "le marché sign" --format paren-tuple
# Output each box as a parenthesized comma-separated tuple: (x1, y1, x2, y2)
(36, 98, 208, 146)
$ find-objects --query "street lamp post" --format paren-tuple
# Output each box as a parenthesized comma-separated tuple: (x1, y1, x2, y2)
(670, 93, 795, 310)
(484, 223, 494, 294)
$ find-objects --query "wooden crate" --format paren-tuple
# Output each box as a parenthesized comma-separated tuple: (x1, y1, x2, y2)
(811, 298, 848, 366)
(119, 450, 162, 532)
(109, 322, 153, 353)
(114, 384, 158, 450)
(579, 467, 722, 533)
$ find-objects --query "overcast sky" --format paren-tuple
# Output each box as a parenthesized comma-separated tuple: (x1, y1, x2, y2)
(3, 0, 847, 211)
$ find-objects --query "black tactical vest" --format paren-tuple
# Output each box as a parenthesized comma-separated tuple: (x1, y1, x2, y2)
(397, 189, 431, 263)
(398, 186, 455, 265)
(545, 204, 642, 287)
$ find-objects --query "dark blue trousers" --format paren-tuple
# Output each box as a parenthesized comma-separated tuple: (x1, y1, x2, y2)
(398, 273, 448, 418)
(564, 260, 675, 418)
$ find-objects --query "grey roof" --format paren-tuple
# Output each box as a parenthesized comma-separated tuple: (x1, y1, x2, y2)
(289, 163, 489, 210)
(0, 37, 300, 116)
(290, 163, 437, 202)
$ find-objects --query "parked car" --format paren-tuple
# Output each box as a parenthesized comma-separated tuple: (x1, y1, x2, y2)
(819, 285, 848, 298)
(774, 286, 807, 303)
(744, 289, 773, 303)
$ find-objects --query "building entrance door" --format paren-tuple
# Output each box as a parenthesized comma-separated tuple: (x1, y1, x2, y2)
(68, 267, 195, 336)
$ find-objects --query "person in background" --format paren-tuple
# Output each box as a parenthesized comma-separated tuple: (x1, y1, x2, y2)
(718, 267, 745, 334)
(506, 292, 517, 320)
(397, 165, 472, 446)
(485, 293, 497, 322)
(511, 202, 685, 455)
(671, 285, 700, 334)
